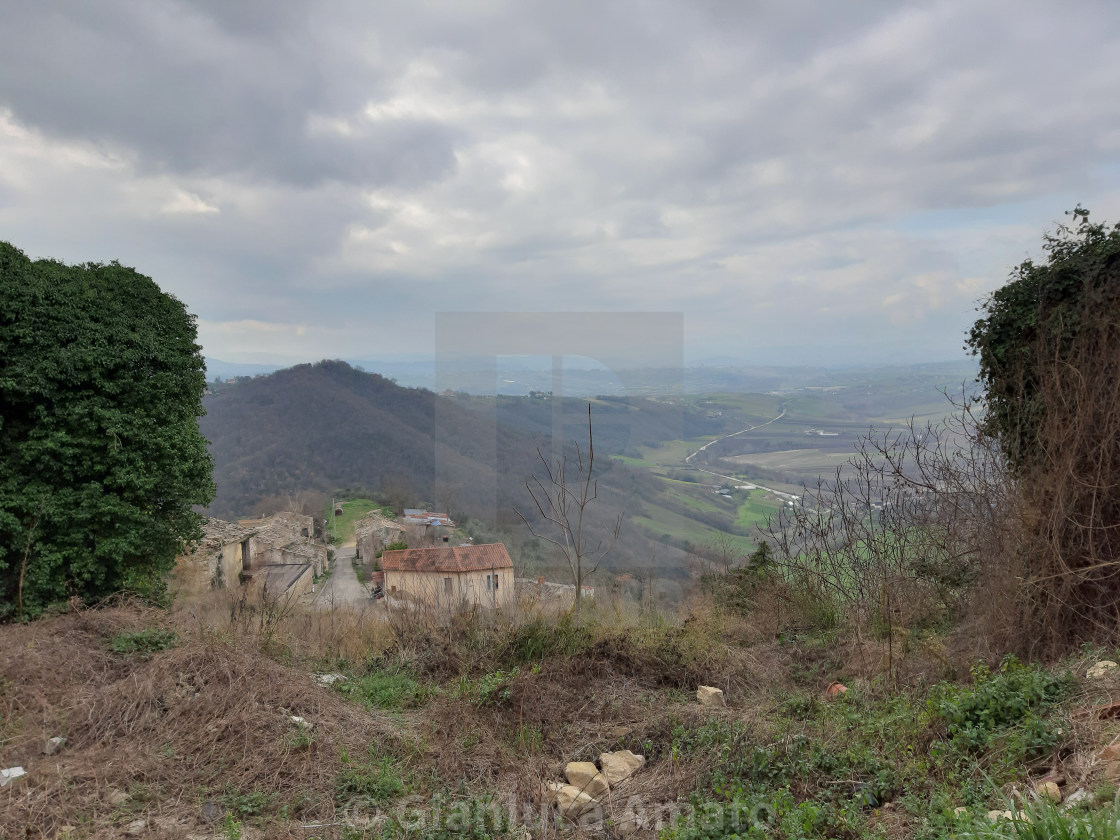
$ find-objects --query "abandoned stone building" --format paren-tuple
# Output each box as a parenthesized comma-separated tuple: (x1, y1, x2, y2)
(380, 543, 514, 610)
(172, 518, 254, 593)
(238, 512, 327, 599)
(354, 511, 406, 561)
(401, 509, 456, 547)
(173, 512, 328, 601)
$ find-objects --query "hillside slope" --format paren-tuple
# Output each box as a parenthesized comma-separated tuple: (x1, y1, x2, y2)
(201, 360, 544, 521)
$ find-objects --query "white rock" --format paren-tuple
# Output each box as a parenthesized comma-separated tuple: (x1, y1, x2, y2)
(290, 715, 310, 727)
(0, 766, 27, 787)
(987, 809, 1013, 821)
(106, 788, 130, 806)
(696, 685, 726, 707)
(1035, 781, 1062, 803)
(599, 750, 646, 785)
(541, 781, 601, 820)
(315, 673, 347, 687)
(43, 736, 66, 755)
(1087, 661, 1118, 679)
(564, 761, 610, 800)
(612, 810, 643, 835)
(1063, 788, 1094, 809)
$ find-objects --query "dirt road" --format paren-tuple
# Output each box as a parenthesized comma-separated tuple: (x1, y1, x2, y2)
(311, 542, 370, 610)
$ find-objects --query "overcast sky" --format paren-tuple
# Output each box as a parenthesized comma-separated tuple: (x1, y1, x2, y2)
(2, 1, 1119, 368)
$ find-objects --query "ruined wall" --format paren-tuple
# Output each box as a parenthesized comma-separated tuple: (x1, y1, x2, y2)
(172, 540, 245, 593)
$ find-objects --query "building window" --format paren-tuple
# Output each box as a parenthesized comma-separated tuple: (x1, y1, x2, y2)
(494, 574, 499, 590)
(444, 577, 452, 594)
(485, 574, 492, 590)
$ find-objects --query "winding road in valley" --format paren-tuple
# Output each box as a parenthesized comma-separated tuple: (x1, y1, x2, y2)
(683, 406, 801, 502)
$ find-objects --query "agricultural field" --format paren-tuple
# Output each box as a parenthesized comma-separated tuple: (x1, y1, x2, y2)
(607, 370, 971, 557)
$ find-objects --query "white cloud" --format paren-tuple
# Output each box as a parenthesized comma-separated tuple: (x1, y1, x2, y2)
(161, 189, 219, 215)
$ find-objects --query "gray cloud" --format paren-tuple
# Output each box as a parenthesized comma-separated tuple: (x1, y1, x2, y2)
(1, 0, 1119, 367)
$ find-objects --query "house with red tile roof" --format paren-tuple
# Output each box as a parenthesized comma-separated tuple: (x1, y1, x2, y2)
(380, 543, 514, 610)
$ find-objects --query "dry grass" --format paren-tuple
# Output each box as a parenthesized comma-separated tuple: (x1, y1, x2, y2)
(0, 601, 407, 839)
(0, 578, 963, 839)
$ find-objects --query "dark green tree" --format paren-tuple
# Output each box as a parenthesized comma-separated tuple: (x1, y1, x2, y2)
(0, 243, 214, 619)
(967, 207, 1120, 470)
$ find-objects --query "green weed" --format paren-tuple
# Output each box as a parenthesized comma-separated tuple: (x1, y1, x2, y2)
(220, 787, 277, 819)
(456, 668, 519, 706)
(339, 668, 429, 710)
(930, 657, 1074, 755)
(335, 753, 405, 805)
(108, 628, 178, 657)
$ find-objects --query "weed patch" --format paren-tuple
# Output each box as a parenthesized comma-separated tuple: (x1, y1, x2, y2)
(335, 751, 405, 806)
(930, 657, 1074, 756)
(108, 628, 178, 657)
(339, 668, 430, 710)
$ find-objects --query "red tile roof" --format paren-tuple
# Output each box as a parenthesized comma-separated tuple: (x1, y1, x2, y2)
(380, 543, 513, 573)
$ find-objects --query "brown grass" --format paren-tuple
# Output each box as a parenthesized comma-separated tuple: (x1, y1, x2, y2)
(0, 602, 406, 839)
(0, 578, 943, 839)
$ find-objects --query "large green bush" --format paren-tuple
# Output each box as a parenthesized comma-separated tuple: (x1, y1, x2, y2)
(0, 242, 214, 618)
(967, 207, 1120, 470)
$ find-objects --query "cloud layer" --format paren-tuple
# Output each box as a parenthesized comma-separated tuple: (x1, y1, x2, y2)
(2, 1, 1119, 366)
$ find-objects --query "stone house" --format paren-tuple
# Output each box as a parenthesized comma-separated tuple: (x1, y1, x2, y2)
(237, 511, 327, 599)
(380, 543, 514, 610)
(354, 511, 406, 561)
(172, 518, 254, 593)
(401, 509, 456, 547)
(239, 512, 328, 577)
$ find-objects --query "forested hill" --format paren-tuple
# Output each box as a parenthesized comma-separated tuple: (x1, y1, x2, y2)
(200, 360, 549, 520)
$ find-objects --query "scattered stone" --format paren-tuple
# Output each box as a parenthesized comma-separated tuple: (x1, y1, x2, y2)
(599, 750, 646, 785)
(986, 810, 1014, 821)
(612, 809, 643, 836)
(541, 781, 601, 820)
(696, 686, 725, 708)
(315, 673, 347, 687)
(125, 818, 147, 836)
(1035, 780, 1062, 803)
(564, 761, 610, 800)
(290, 715, 310, 728)
(953, 806, 969, 816)
(1063, 788, 1093, 809)
(0, 766, 27, 787)
(106, 788, 130, 806)
(43, 736, 66, 755)
(825, 682, 848, 699)
(201, 800, 224, 823)
(1087, 661, 1118, 679)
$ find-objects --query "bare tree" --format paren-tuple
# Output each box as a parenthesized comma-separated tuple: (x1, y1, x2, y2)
(763, 391, 1015, 679)
(515, 404, 623, 617)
